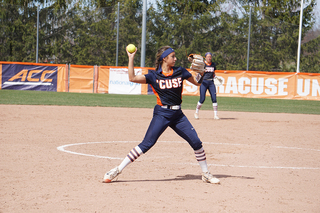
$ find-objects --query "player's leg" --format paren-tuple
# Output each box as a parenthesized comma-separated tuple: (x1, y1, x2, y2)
(137, 113, 169, 153)
(103, 145, 143, 183)
(170, 114, 220, 184)
(195, 82, 208, 119)
(208, 82, 219, 119)
(103, 111, 169, 183)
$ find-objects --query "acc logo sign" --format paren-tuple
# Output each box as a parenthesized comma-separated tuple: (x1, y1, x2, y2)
(8, 69, 54, 84)
(2, 64, 58, 91)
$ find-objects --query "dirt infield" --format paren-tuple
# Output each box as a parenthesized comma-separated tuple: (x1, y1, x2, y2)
(1, 104, 319, 212)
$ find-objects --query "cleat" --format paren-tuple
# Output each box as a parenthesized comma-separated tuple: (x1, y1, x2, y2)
(214, 115, 220, 120)
(103, 166, 121, 183)
(202, 172, 220, 184)
(194, 113, 199, 119)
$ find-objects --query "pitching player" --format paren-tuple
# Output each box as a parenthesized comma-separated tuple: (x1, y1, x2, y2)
(194, 52, 219, 120)
(103, 46, 220, 184)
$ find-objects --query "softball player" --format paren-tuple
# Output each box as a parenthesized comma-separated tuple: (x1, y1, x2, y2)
(194, 52, 219, 120)
(103, 46, 220, 184)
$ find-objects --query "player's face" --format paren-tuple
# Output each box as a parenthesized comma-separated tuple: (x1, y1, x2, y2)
(165, 52, 177, 67)
(205, 54, 212, 63)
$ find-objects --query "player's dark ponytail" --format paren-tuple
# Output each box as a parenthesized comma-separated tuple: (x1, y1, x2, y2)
(155, 46, 171, 71)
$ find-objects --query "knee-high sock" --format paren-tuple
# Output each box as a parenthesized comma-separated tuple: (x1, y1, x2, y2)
(118, 146, 143, 172)
(196, 102, 202, 113)
(194, 147, 209, 173)
(213, 103, 218, 116)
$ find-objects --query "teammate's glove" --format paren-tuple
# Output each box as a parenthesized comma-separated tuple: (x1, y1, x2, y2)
(188, 54, 206, 72)
(214, 76, 223, 86)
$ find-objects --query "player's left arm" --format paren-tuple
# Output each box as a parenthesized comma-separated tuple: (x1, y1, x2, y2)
(187, 71, 205, 86)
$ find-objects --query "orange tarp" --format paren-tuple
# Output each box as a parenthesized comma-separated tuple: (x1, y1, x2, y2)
(69, 65, 94, 93)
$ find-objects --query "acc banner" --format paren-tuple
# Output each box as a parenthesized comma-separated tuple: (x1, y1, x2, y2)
(108, 68, 141, 94)
(1, 64, 58, 91)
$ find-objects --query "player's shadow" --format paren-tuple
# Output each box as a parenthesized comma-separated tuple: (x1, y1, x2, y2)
(113, 174, 254, 183)
(214, 174, 254, 179)
(198, 117, 237, 120)
(217, 118, 237, 120)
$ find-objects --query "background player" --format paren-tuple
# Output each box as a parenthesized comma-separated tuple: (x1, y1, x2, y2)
(194, 52, 219, 120)
(103, 46, 220, 184)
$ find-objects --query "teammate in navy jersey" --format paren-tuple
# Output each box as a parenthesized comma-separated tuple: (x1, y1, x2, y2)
(194, 52, 219, 120)
(103, 46, 220, 184)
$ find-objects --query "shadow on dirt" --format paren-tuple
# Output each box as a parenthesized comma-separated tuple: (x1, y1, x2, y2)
(111, 174, 254, 183)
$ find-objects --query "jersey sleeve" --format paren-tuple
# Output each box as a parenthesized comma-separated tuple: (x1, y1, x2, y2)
(181, 67, 192, 80)
(144, 72, 154, 85)
(213, 63, 217, 77)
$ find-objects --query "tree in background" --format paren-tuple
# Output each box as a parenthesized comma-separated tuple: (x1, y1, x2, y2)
(0, 0, 70, 62)
(146, 0, 224, 68)
(115, 0, 143, 66)
(52, 0, 143, 66)
(237, 0, 316, 72)
(0, 3, 39, 62)
(0, 0, 319, 72)
(300, 29, 320, 73)
(213, 10, 249, 70)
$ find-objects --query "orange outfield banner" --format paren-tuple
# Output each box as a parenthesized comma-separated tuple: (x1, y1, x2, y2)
(57, 65, 68, 92)
(294, 73, 320, 100)
(69, 65, 94, 93)
(0, 64, 2, 90)
(182, 70, 320, 101)
(1, 62, 319, 101)
(97, 66, 110, 94)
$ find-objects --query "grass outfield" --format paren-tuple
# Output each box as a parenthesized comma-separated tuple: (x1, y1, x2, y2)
(0, 89, 319, 115)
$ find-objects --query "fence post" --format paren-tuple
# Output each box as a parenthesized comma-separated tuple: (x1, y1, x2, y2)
(296, 0, 304, 73)
(116, 2, 120, 66)
(68, 64, 70, 92)
(36, 5, 39, 63)
(93, 65, 99, 93)
(246, 6, 252, 71)
(65, 64, 69, 92)
(140, 0, 147, 67)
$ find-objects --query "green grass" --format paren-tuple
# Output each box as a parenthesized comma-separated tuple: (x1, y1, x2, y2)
(0, 89, 319, 114)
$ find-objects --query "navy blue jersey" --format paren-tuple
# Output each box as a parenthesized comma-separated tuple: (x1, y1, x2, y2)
(145, 66, 192, 106)
(203, 61, 216, 80)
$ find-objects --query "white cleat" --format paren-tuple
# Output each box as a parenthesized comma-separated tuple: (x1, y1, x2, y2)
(194, 113, 199, 119)
(103, 166, 121, 183)
(202, 172, 220, 184)
(214, 115, 220, 120)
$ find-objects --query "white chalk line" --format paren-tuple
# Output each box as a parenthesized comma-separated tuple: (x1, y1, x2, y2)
(57, 141, 320, 170)
(57, 141, 123, 160)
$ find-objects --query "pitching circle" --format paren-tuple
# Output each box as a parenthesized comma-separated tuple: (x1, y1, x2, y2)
(57, 141, 320, 170)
